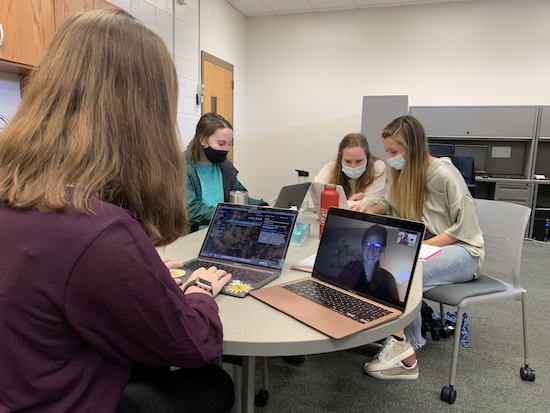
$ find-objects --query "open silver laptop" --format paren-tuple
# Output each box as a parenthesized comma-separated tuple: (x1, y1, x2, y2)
(175, 203, 298, 297)
(251, 207, 425, 338)
(307, 182, 349, 217)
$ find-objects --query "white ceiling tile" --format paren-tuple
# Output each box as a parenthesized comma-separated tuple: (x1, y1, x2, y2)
(308, 0, 356, 8)
(244, 11, 277, 16)
(262, 0, 312, 12)
(354, 0, 403, 5)
(226, 0, 478, 16)
(274, 9, 315, 15)
(228, 0, 272, 14)
(315, 6, 357, 12)
(402, 0, 450, 5)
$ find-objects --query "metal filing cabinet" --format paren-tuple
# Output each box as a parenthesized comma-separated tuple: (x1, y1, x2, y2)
(494, 182, 534, 207)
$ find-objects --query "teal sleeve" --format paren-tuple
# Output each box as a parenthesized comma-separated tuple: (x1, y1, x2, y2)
(186, 174, 216, 228)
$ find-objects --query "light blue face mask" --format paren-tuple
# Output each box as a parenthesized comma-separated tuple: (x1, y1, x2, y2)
(341, 163, 366, 179)
(388, 153, 406, 170)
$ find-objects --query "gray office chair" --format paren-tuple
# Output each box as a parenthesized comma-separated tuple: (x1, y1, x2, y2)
(423, 199, 535, 404)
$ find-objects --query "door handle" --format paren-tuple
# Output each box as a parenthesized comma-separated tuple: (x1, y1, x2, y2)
(0, 23, 4, 47)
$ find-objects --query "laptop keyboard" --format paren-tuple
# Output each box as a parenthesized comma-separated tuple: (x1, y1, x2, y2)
(283, 279, 391, 324)
(182, 260, 274, 284)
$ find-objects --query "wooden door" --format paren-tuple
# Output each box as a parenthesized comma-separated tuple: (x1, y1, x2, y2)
(0, 0, 55, 68)
(201, 52, 234, 162)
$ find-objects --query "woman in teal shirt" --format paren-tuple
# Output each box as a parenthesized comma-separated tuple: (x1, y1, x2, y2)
(184, 113, 267, 232)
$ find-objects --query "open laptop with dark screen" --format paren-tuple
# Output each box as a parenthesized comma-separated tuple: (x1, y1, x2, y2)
(274, 182, 311, 208)
(250, 207, 425, 338)
(175, 203, 298, 297)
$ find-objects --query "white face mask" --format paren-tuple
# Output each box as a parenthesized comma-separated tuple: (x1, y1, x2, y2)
(341, 163, 366, 179)
(388, 153, 406, 170)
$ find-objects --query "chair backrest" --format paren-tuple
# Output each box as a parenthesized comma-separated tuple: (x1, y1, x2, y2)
(475, 199, 531, 288)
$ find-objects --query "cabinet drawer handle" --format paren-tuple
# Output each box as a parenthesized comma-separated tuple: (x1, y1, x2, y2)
(0, 23, 4, 47)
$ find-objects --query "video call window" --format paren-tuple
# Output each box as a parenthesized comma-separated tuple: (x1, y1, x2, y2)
(313, 215, 422, 307)
(397, 230, 418, 247)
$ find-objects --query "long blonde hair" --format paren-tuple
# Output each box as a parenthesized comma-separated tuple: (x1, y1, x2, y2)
(328, 133, 383, 197)
(383, 116, 430, 221)
(0, 9, 187, 246)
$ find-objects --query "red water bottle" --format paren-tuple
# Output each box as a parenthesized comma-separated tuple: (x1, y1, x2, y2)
(320, 184, 339, 239)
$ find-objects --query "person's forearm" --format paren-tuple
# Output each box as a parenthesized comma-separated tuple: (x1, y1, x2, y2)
(423, 232, 457, 247)
(370, 204, 387, 215)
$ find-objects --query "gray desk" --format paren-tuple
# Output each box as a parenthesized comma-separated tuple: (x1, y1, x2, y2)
(158, 213, 422, 413)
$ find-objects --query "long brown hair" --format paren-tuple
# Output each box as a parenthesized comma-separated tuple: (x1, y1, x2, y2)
(187, 112, 233, 164)
(328, 133, 383, 197)
(383, 116, 430, 221)
(0, 9, 187, 246)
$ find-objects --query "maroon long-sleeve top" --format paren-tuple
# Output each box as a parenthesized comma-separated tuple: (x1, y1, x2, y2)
(0, 199, 223, 412)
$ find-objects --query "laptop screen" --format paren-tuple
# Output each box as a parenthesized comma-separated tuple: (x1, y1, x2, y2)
(312, 208, 425, 310)
(199, 204, 298, 270)
(308, 182, 349, 215)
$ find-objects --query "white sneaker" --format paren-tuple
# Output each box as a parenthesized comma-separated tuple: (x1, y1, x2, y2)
(367, 360, 419, 380)
(364, 335, 414, 373)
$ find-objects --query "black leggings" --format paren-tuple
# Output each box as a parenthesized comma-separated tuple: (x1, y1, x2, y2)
(116, 363, 234, 413)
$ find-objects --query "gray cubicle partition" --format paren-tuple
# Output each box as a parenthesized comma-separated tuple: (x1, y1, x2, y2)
(360, 95, 409, 162)
(409, 106, 538, 138)
(410, 106, 538, 179)
(362, 103, 550, 239)
(531, 107, 550, 240)
(534, 106, 550, 177)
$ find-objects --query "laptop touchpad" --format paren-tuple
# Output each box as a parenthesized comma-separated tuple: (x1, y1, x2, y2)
(276, 297, 332, 322)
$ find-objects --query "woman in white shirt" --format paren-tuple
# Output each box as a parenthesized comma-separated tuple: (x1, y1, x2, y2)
(313, 133, 386, 208)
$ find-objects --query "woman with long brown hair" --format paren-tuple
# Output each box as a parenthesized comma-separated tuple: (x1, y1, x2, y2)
(313, 133, 386, 208)
(0, 9, 233, 412)
(353, 116, 484, 380)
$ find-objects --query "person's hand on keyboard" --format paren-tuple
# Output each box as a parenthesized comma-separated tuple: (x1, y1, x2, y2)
(162, 257, 183, 269)
(183, 266, 232, 297)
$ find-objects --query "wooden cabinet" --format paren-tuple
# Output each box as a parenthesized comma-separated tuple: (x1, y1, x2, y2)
(0, 0, 55, 70)
(0, 0, 116, 74)
(53, 0, 117, 32)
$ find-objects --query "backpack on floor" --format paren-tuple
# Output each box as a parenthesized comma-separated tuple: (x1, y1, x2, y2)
(420, 300, 440, 341)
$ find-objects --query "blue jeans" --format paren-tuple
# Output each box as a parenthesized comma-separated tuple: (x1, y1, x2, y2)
(404, 244, 479, 350)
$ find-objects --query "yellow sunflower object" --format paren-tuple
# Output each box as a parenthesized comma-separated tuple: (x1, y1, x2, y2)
(225, 280, 253, 294)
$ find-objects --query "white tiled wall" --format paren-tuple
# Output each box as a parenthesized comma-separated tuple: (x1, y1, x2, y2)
(112, 0, 247, 175)
(0, 72, 21, 132)
(0, 0, 247, 174)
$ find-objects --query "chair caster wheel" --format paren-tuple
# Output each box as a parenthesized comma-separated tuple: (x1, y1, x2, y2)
(255, 389, 269, 407)
(520, 366, 535, 381)
(441, 386, 457, 404)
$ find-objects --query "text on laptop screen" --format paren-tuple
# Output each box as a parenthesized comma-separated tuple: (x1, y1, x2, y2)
(199, 206, 296, 270)
(313, 212, 423, 308)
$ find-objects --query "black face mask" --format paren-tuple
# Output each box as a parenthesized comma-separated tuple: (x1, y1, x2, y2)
(204, 146, 228, 164)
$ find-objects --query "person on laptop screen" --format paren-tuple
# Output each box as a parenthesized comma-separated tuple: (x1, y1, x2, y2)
(184, 113, 268, 232)
(352, 116, 484, 381)
(312, 133, 386, 208)
(337, 225, 399, 304)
